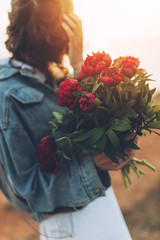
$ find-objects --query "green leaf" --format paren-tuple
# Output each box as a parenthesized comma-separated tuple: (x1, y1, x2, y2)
(62, 140, 80, 162)
(86, 128, 106, 147)
(96, 135, 107, 152)
(76, 117, 87, 130)
(141, 112, 148, 121)
(70, 132, 90, 142)
(126, 108, 137, 118)
(68, 141, 79, 159)
(143, 109, 154, 119)
(91, 113, 100, 127)
(112, 95, 117, 104)
(124, 91, 129, 100)
(116, 106, 137, 119)
(92, 81, 102, 94)
(126, 100, 136, 108)
(115, 85, 122, 103)
(152, 105, 160, 113)
(122, 140, 140, 150)
(52, 111, 63, 122)
(62, 152, 72, 161)
(146, 121, 160, 129)
(104, 150, 119, 164)
(150, 88, 156, 96)
(96, 106, 110, 113)
(107, 129, 120, 149)
(116, 150, 127, 160)
(52, 127, 58, 138)
(111, 118, 131, 132)
(104, 88, 112, 103)
(141, 94, 148, 106)
(149, 130, 160, 136)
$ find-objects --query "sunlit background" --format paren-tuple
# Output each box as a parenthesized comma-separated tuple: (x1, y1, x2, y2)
(0, 0, 160, 91)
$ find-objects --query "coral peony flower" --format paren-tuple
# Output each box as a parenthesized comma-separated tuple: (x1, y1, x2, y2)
(57, 79, 81, 110)
(77, 70, 89, 80)
(100, 67, 122, 86)
(113, 56, 140, 78)
(77, 51, 112, 80)
(36, 136, 60, 175)
(95, 61, 107, 73)
(79, 93, 96, 112)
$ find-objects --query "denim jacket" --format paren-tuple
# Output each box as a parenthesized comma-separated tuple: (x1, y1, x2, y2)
(0, 59, 110, 222)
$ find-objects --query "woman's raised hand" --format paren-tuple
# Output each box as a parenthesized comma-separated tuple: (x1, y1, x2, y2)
(62, 13, 83, 73)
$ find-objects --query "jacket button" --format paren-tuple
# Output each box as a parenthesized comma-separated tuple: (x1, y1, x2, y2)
(94, 188, 100, 196)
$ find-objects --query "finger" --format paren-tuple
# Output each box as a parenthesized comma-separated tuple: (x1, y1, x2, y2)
(63, 14, 76, 31)
(125, 133, 135, 140)
(100, 162, 119, 171)
(116, 160, 127, 170)
(68, 12, 82, 25)
(133, 136, 138, 144)
(62, 22, 74, 39)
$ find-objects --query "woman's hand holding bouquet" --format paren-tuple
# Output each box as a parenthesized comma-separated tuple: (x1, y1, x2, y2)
(93, 134, 137, 172)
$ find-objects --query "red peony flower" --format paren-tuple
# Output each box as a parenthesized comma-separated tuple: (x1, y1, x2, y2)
(77, 51, 112, 80)
(57, 79, 81, 110)
(36, 136, 60, 175)
(79, 93, 96, 112)
(100, 67, 122, 86)
(113, 56, 140, 78)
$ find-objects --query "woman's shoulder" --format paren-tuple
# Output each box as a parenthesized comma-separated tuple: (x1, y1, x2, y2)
(0, 58, 19, 79)
(0, 58, 45, 98)
(0, 59, 45, 127)
(0, 58, 24, 93)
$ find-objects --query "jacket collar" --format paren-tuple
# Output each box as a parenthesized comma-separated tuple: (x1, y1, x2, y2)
(0, 59, 46, 83)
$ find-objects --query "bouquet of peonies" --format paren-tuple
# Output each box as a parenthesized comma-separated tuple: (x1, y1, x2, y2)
(40, 51, 160, 189)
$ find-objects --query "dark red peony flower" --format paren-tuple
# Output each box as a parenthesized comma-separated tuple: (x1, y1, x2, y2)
(57, 78, 81, 110)
(77, 51, 112, 80)
(113, 56, 140, 78)
(79, 93, 96, 112)
(100, 67, 122, 86)
(36, 136, 60, 175)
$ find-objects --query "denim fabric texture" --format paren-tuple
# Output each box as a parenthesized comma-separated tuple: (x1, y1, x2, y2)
(0, 59, 110, 222)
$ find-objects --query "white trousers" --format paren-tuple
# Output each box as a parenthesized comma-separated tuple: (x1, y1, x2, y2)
(39, 187, 132, 240)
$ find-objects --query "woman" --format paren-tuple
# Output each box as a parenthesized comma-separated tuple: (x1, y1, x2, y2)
(0, 0, 134, 239)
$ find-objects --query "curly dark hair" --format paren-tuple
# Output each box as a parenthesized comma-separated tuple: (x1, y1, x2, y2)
(5, 0, 73, 78)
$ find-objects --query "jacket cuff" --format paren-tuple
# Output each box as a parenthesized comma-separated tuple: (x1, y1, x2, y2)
(79, 154, 109, 201)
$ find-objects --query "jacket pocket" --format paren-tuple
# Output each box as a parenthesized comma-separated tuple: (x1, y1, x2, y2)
(8, 86, 48, 128)
(10, 86, 44, 104)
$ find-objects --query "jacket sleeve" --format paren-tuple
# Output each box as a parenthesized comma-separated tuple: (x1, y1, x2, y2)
(0, 125, 108, 213)
(0, 80, 108, 215)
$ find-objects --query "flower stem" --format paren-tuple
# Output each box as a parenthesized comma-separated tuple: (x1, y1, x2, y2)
(132, 157, 156, 171)
(129, 161, 142, 179)
(124, 167, 133, 186)
(121, 166, 133, 190)
(121, 168, 129, 190)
